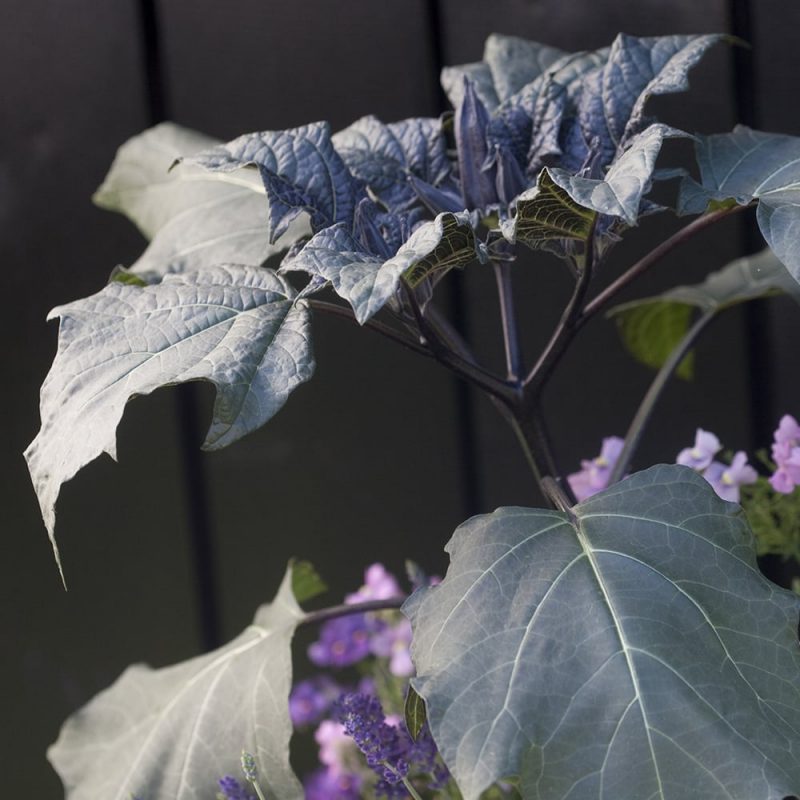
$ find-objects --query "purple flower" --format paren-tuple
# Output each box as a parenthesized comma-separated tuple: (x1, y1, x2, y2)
(216, 776, 255, 800)
(333, 693, 409, 784)
(567, 436, 624, 501)
(308, 614, 376, 667)
(677, 428, 721, 471)
(289, 675, 342, 726)
(346, 563, 405, 604)
(703, 452, 757, 502)
(303, 766, 362, 800)
(370, 618, 414, 677)
(315, 719, 357, 773)
(770, 414, 800, 493)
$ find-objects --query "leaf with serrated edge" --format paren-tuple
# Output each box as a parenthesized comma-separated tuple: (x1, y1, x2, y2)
(281, 212, 484, 322)
(549, 124, 685, 225)
(609, 248, 799, 378)
(25, 265, 314, 572)
(679, 126, 800, 282)
(405, 465, 800, 800)
(183, 122, 362, 240)
(502, 169, 596, 248)
(94, 123, 308, 280)
(48, 566, 304, 800)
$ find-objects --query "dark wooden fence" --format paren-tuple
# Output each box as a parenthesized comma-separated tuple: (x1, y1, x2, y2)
(3, 1, 799, 794)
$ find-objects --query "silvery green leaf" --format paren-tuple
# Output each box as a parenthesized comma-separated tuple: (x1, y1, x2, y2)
(332, 115, 451, 210)
(549, 124, 684, 225)
(501, 169, 596, 250)
(610, 248, 799, 378)
(49, 566, 304, 800)
(184, 122, 362, 240)
(483, 34, 566, 103)
(566, 34, 724, 170)
(405, 465, 800, 800)
(679, 126, 800, 281)
(25, 265, 313, 570)
(442, 62, 500, 111)
(281, 212, 483, 322)
(94, 123, 308, 280)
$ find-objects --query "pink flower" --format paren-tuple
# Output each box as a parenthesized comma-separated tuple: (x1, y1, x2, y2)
(345, 563, 404, 605)
(567, 436, 625, 501)
(703, 452, 757, 503)
(677, 429, 721, 471)
(770, 415, 800, 494)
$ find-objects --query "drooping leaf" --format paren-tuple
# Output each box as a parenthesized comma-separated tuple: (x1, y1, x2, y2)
(563, 33, 725, 171)
(25, 265, 314, 568)
(405, 465, 800, 800)
(49, 566, 304, 800)
(610, 248, 799, 378)
(183, 122, 363, 240)
(404, 684, 428, 742)
(548, 124, 685, 225)
(290, 559, 329, 605)
(679, 126, 800, 281)
(94, 123, 307, 280)
(501, 169, 597, 250)
(332, 115, 451, 211)
(281, 212, 484, 322)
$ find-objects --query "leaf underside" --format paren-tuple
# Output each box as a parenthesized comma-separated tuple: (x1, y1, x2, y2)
(405, 465, 800, 800)
(25, 265, 314, 572)
(48, 567, 304, 800)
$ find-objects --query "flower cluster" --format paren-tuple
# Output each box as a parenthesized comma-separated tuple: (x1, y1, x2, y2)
(769, 414, 800, 494)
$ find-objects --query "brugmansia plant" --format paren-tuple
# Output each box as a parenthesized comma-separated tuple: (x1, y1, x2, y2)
(25, 31, 800, 800)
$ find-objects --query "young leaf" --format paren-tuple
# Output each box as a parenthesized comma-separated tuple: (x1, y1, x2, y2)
(405, 465, 800, 800)
(501, 169, 597, 249)
(679, 126, 800, 281)
(25, 265, 314, 568)
(404, 684, 427, 742)
(563, 33, 725, 171)
(548, 124, 686, 225)
(332, 115, 452, 211)
(281, 212, 484, 322)
(610, 248, 798, 377)
(183, 122, 363, 240)
(94, 123, 307, 280)
(290, 559, 328, 604)
(48, 566, 304, 800)
(483, 34, 566, 104)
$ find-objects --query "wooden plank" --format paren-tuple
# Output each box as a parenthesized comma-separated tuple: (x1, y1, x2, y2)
(437, 1, 752, 510)
(1, 2, 203, 794)
(156, 0, 468, 636)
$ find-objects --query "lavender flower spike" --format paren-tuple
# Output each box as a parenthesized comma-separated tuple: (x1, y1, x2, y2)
(240, 752, 268, 800)
(677, 428, 721, 471)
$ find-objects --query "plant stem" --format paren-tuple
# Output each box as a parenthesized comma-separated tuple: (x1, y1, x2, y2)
(307, 299, 431, 357)
(493, 260, 523, 382)
(300, 597, 406, 628)
(524, 223, 597, 391)
(609, 310, 715, 485)
(579, 205, 746, 324)
(400, 776, 426, 800)
(403, 286, 516, 403)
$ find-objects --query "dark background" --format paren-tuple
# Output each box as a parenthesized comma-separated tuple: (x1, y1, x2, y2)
(3, 1, 800, 795)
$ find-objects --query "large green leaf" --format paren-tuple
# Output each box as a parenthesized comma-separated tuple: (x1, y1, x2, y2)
(405, 465, 800, 800)
(25, 265, 313, 573)
(94, 123, 307, 280)
(49, 566, 304, 800)
(610, 248, 798, 378)
(679, 126, 800, 282)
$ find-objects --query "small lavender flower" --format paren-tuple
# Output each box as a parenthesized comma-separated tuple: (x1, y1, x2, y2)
(289, 675, 342, 726)
(677, 428, 721, 470)
(567, 436, 624, 501)
(345, 563, 404, 605)
(333, 693, 409, 784)
(217, 776, 255, 800)
(308, 613, 377, 667)
(303, 766, 362, 800)
(703, 451, 757, 502)
(369, 617, 414, 677)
